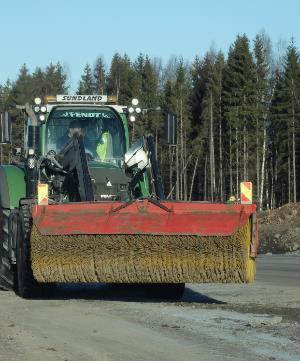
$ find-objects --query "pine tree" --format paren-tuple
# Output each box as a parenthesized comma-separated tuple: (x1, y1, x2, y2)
(94, 57, 106, 95)
(133, 55, 160, 138)
(223, 35, 256, 199)
(8, 65, 33, 153)
(270, 40, 300, 204)
(173, 60, 192, 200)
(199, 50, 225, 202)
(161, 79, 177, 198)
(107, 53, 137, 104)
(253, 34, 271, 208)
(46, 62, 68, 94)
(0, 80, 13, 112)
(0, 80, 13, 163)
(77, 64, 94, 94)
(269, 70, 286, 206)
(10, 64, 33, 104)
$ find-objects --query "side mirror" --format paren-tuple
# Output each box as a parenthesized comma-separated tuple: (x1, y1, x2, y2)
(0, 112, 11, 144)
(164, 112, 177, 145)
(124, 138, 148, 171)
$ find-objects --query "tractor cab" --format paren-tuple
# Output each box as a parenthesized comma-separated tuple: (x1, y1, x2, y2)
(35, 95, 133, 202)
(45, 106, 126, 167)
(41, 95, 127, 167)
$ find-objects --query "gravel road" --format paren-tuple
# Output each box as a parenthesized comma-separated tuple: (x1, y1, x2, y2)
(0, 254, 299, 361)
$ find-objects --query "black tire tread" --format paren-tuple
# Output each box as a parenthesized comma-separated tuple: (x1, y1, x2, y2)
(16, 203, 40, 298)
(0, 208, 14, 290)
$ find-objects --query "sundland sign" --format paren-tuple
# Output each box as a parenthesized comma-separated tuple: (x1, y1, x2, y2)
(56, 95, 108, 103)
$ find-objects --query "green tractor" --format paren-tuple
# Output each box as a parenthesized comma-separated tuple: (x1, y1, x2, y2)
(0, 95, 257, 299)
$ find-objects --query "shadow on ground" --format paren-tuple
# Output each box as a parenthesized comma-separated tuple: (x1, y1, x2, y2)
(25, 283, 226, 304)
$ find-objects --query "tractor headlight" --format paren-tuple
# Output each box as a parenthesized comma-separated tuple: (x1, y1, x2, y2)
(135, 107, 141, 114)
(40, 105, 47, 113)
(128, 107, 135, 114)
(34, 106, 40, 113)
(34, 97, 42, 105)
(132, 98, 139, 106)
(39, 114, 46, 122)
(129, 115, 136, 122)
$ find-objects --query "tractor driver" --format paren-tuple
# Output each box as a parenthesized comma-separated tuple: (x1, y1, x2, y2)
(57, 119, 92, 152)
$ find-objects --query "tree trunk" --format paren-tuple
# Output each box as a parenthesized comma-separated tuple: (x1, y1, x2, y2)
(270, 154, 274, 209)
(204, 153, 207, 201)
(189, 156, 199, 201)
(180, 98, 183, 200)
(259, 125, 266, 210)
(288, 133, 291, 204)
(176, 144, 179, 200)
(229, 125, 233, 195)
(131, 122, 135, 142)
(184, 124, 188, 201)
(275, 151, 278, 207)
(219, 116, 223, 202)
(243, 122, 246, 180)
(219, 72, 223, 202)
(256, 115, 260, 208)
(265, 163, 269, 209)
(292, 104, 297, 202)
(169, 146, 174, 199)
(209, 92, 215, 202)
(236, 127, 239, 199)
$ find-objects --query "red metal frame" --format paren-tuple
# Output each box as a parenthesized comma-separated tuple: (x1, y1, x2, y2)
(32, 200, 257, 240)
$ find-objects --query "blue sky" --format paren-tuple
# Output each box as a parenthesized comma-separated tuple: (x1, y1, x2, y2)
(0, 0, 299, 91)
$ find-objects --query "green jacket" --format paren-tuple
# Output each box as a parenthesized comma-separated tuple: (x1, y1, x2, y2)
(96, 132, 113, 161)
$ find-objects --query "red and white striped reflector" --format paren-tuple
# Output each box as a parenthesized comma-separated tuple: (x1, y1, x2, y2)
(38, 183, 49, 205)
(240, 182, 252, 204)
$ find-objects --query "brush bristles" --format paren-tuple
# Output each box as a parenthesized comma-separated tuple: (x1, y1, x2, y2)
(30, 222, 256, 284)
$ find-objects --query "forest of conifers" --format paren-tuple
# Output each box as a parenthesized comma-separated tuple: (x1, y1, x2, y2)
(0, 33, 299, 210)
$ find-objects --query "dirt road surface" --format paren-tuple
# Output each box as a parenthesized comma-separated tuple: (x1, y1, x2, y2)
(0, 255, 299, 361)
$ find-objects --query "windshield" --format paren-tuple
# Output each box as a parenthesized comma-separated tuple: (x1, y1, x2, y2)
(45, 107, 126, 166)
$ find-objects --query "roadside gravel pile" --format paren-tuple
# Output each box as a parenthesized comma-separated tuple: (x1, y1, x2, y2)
(258, 203, 300, 254)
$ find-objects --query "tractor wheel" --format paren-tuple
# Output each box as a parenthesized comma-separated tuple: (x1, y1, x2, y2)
(16, 205, 40, 299)
(0, 208, 14, 290)
(148, 283, 185, 300)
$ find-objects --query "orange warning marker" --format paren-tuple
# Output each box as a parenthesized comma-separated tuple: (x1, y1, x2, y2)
(38, 183, 49, 205)
(240, 182, 252, 204)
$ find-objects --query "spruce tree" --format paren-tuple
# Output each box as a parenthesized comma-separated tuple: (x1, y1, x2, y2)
(46, 62, 68, 94)
(94, 57, 106, 95)
(253, 34, 271, 208)
(77, 64, 94, 94)
(270, 40, 300, 204)
(0, 80, 13, 163)
(107, 53, 137, 104)
(269, 70, 287, 206)
(223, 35, 256, 199)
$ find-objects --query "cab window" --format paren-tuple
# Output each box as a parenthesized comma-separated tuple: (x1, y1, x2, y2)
(45, 107, 126, 166)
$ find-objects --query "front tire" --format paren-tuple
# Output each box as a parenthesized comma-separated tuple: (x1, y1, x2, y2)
(0, 208, 14, 290)
(16, 206, 40, 298)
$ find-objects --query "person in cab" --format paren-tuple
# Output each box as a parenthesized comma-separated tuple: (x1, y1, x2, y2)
(57, 119, 92, 154)
(96, 120, 114, 162)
